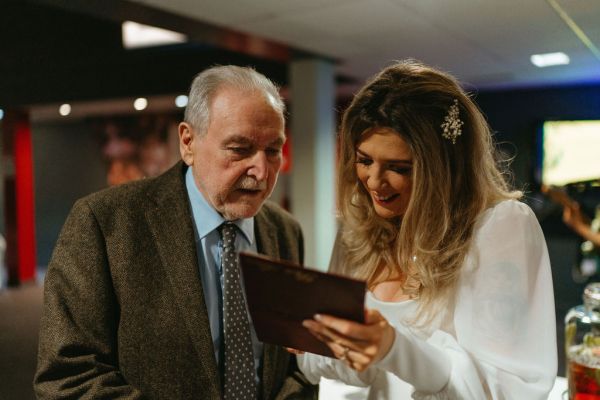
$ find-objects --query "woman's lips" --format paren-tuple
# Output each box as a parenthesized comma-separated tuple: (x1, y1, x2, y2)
(372, 193, 399, 206)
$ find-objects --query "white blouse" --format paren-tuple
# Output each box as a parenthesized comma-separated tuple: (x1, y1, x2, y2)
(298, 200, 557, 399)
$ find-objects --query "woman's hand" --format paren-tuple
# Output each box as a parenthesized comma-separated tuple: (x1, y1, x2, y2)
(302, 309, 395, 371)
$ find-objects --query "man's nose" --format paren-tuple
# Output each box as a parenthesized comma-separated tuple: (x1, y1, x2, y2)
(248, 151, 268, 181)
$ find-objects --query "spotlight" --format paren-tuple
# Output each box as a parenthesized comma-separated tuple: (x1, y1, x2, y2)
(175, 95, 188, 108)
(59, 104, 71, 116)
(530, 52, 570, 68)
(134, 98, 148, 111)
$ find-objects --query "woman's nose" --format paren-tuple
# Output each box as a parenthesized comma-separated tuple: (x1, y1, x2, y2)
(367, 168, 387, 191)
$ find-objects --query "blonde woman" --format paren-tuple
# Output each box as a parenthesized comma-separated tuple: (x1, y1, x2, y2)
(297, 60, 557, 399)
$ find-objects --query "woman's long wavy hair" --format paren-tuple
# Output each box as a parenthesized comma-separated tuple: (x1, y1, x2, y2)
(337, 60, 521, 324)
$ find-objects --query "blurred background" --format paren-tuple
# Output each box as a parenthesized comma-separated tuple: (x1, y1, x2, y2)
(1, 0, 599, 398)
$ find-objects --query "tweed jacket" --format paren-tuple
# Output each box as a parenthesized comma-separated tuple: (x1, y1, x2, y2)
(34, 162, 317, 399)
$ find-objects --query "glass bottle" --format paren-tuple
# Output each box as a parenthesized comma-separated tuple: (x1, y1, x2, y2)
(565, 282, 600, 399)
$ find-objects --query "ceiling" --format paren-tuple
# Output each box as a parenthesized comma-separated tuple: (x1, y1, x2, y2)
(129, 0, 600, 91)
(1, 0, 293, 107)
(2, 0, 599, 114)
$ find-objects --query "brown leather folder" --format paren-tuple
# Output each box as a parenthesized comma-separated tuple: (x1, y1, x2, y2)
(239, 252, 366, 357)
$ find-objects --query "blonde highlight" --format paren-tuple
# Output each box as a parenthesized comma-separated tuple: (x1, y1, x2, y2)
(336, 60, 520, 325)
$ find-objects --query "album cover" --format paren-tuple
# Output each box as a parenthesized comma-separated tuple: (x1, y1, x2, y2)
(239, 252, 366, 357)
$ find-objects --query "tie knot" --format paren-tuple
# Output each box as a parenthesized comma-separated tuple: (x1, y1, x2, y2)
(219, 222, 237, 244)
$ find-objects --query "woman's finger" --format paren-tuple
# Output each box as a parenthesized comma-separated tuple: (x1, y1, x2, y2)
(328, 340, 373, 366)
(304, 326, 353, 360)
(364, 309, 386, 324)
(315, 314, 372, 342)
(303, 322, 330, 342)
(314, 313, 387, 343)
(344, 347, 371, 365)
(285, 347, 304, 355)
(303, 319, 367, 352)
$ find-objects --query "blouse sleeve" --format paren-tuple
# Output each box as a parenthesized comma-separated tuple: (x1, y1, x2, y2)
(299, 201, 557, 399)
(384, 200, 557, 399)
(296, 353, 378, 387)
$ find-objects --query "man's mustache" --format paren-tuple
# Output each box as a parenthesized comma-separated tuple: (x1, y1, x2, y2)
(235, 177, 267, 191)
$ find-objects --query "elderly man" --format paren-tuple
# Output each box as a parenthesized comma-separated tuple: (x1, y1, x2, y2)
(35, 66, 317, 399)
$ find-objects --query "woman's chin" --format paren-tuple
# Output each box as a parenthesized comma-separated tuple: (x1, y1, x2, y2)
(373, 204, 401, 219)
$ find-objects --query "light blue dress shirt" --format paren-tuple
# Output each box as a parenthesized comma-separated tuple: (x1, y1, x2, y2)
(184, 168, 263, 383)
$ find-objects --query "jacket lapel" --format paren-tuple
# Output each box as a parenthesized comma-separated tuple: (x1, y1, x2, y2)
(254, 210, 278, 259)
(144, 162, 221, 398)
(255, 210, 290, 400)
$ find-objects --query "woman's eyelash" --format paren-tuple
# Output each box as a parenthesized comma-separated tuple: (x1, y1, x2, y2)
(390, 166, 411, 174)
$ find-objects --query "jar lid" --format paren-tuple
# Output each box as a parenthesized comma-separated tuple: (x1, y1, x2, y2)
(584, 282, 600, 302)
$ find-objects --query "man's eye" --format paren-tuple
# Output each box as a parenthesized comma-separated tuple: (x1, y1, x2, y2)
(229, 147, 251, 155)
(266, 148, 282, 157)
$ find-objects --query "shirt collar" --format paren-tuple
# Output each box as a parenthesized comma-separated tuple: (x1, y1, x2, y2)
(185, 167, 254, 245)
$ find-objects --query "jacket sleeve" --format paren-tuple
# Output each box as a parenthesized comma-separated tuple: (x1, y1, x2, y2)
(274, 356, 319, 400)
(34, 199, 144, 399)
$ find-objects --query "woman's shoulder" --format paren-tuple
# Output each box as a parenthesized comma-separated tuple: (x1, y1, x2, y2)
(473, 199, 540, 239)
(477, 199, 534, 225)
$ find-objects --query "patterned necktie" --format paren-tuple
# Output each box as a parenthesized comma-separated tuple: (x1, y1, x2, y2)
(220, 222, 257, 400)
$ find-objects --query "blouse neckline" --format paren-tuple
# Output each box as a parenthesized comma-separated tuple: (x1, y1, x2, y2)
(367, 290, 416, 306)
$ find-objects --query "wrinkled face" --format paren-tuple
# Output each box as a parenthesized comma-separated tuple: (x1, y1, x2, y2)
(355, 127, 413, 219)
(179, 87, 285, 220)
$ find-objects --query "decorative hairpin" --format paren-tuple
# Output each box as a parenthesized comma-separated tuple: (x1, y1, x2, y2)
(440, 99, 463, 144)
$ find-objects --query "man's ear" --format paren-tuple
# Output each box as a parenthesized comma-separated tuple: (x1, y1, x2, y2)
(179, 122, 195, 166)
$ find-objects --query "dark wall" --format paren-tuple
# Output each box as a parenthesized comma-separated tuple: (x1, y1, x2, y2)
(32, 121, 106, 267)
(475, 84, 600, 188)
(0, 127, 4, 237)
(475, 83, 600, 376)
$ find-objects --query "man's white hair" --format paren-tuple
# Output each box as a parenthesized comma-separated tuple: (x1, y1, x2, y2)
(184, 65, 285, 136)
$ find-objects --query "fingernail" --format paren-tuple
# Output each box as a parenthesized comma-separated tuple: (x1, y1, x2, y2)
(302, 320, 311, 328)
(314, 314, 323, 321)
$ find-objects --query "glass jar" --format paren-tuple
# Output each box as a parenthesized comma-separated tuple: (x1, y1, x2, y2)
(565, 282, 600, 399)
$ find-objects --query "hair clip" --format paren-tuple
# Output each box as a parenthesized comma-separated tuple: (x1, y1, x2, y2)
(440, 99, 464, 144)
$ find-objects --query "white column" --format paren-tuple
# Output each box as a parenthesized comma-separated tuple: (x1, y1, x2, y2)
(289, 58, 336, 271)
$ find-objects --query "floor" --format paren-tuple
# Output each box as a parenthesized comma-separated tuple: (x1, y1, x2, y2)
(319, 377, 568, 400)
(0, 282, 43, 400)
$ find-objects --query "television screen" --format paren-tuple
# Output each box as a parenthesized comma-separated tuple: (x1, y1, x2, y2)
(539, 120, 600, 186)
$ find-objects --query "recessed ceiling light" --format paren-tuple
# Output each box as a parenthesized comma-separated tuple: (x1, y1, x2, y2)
(122, 21, 187, 49)
(134, 97, 148, 111)
(59, 104, 71, 116)
(530, 52, 570, 67)
(175, 95, 188, 108)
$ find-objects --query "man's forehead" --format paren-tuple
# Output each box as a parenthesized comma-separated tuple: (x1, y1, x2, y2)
(222, 133, 286, 146)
